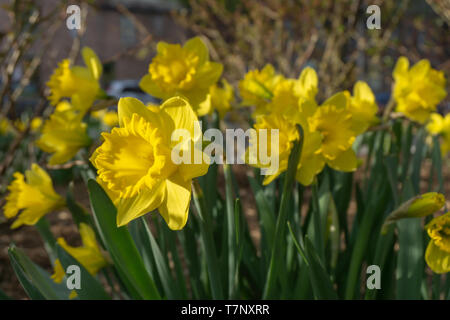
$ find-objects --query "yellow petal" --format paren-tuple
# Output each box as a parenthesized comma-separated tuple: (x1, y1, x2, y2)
(195, 94, 213, 117)
(353, 81, 375, 103)
(393, 56, 409, 80)
(183, 36, 209, 65)
(322, 92, 348, 109)
(158, 175, 191, 230)
(178, 151, 210, 181)
(26, 163, 53, 190)
(160, 96, 199, 141)
(195, 62, 223, 90)
(116, 181, 166, 227)
(69, 290, 78, 299)
(51, 259, 65, 284)
(82, 47, 103, 80)
(262, 168, 284, 186)
(118, 97, 161, 128)
(79, 223, 98, 249)
(425, 240, 450, 274)
(327, 148, 357, 172)
(295, 67, 318, 100)
(139, 74, 167, 99)
(409, 59, 430, 79)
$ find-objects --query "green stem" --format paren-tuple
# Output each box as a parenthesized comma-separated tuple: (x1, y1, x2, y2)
(192, 180, 224, 299)
(224, 163, 237, 299)
(263, 124, 304, 299)
(311, 181, 325, 261)
(381, 94, 396, 123)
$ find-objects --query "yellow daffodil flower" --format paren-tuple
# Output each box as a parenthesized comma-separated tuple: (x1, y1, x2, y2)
(91, 109, 119, 127)
(426, 113, 450, 156)
(56, 223, 108, 275)
(425, 212, 450, 274)
(239, 64, 284, 115)
(393, 57, 447, 123)
(90, 96, 210, 230)
(139, 37, 223, 113)
(47, 47, 103, 112)
(308, 92, 358, 172)
(3, 164, 65, 229)
(36, 107, 91, 165)
(346, 81, 379, 134)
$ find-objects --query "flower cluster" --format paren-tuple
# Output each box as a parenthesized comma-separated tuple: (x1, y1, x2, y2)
(243, 66, 379, 185)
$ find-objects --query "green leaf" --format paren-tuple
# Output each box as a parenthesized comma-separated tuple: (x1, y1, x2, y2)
(9, 253, 46, 300)
(55, 244, 110, 300)
(396, 180, 424, 299)
(87, 179, 161, 300)
(263, 124, 303, 299)
(66, 182, 93, 227)
(248, 176, 276, 249)
(431, 136, 444, 192)
(224, 163, 237, 298)
(344, 168, 390, 299)
(192, 180, 224, 299)
(8, 245, 70, 300)
(287, 226, 337, 300)
(130, 217, 180, 299)
(303, 237, 338, 299)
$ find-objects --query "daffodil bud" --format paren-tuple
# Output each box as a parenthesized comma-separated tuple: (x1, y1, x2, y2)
(381, 192, 445, 234)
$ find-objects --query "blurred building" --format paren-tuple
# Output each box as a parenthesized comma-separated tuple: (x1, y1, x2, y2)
(0, 0, 187, 92)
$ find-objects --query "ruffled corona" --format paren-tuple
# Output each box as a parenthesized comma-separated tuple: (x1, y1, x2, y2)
(94, 113, 176, 199)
